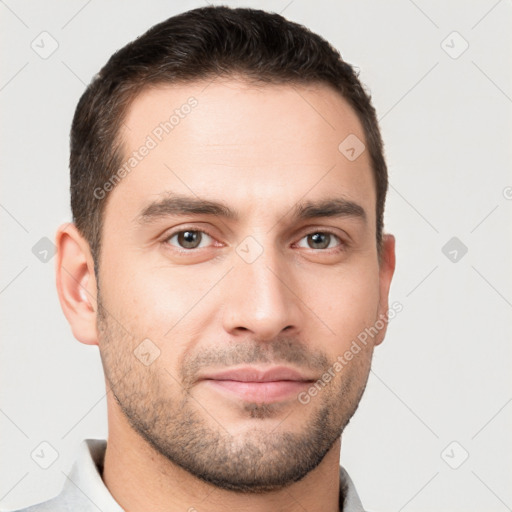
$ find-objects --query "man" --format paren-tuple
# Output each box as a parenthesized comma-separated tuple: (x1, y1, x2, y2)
(12, 5, 395, 512)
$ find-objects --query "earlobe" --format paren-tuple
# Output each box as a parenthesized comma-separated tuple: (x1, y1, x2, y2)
(55, 223, 99, 346)
(374, 233, 396, 346)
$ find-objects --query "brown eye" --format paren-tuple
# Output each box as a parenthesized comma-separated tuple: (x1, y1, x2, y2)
(166, 230, 212, 250)
(308, 232, 331, 249)
(297, 232, 342, 250)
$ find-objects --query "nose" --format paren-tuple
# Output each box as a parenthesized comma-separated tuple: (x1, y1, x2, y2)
(221, 243, 303, 341)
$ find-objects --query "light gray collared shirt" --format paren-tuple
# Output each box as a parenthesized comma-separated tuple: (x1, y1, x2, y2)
(8, 439, 366, 512)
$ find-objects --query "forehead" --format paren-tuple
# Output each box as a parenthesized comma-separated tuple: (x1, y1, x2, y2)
(105, 78, 376, 227)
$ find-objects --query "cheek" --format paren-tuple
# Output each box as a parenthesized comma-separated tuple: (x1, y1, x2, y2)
(306, 262, 380, 347)
(100, 252, 218, 343)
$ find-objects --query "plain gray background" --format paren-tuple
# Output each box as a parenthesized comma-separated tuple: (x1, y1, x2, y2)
(1, 1, 511, 510)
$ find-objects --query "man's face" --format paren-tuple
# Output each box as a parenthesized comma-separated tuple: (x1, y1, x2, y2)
(95, 79, 394, 492)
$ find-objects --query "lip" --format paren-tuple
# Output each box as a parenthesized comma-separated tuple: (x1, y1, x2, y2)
(199, 365, 315, 383)
(199, 366, 315, 403)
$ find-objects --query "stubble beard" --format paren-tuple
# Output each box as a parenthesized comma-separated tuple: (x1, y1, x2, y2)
(96, 297, 372, 493)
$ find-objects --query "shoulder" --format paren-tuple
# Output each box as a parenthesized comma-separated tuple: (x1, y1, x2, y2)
(3, 439, 115, 512)
(3, 494, 66, 512)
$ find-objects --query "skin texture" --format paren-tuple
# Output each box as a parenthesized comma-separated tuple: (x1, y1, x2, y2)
(56, 78, 395, 512)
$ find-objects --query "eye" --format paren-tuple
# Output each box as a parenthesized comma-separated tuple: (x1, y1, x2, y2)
(296, 231, 344, 251)
(165, 230, 214, 250)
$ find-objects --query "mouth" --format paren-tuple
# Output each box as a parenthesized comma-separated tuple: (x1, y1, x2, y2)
(198, 366, 316, 403)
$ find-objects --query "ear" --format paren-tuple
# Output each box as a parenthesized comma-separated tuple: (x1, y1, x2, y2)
(55, 223, 99, 346)
(374, 233, 396, 346)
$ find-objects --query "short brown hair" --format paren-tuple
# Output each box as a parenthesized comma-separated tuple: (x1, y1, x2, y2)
(70, 6, 388, 278)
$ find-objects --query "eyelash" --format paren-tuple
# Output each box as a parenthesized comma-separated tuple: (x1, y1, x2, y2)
(162, 227, 347, 254)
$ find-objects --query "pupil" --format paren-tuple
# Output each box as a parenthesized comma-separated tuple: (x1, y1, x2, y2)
(179, 231, 200, 248)
(309, 232, 329, 249)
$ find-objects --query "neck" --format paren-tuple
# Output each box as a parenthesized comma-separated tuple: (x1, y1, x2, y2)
(102, 407, 343, 512)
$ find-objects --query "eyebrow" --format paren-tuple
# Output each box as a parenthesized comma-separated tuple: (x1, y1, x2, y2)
(136, 193, 366, 225)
